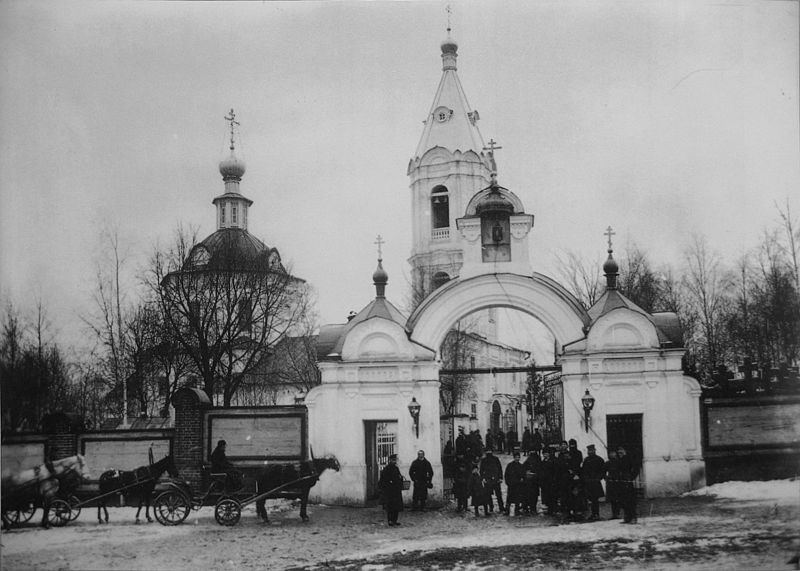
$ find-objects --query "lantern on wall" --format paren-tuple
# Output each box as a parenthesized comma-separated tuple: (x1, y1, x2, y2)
(408, 397, 421, 438)
(581, 389, 596, 433)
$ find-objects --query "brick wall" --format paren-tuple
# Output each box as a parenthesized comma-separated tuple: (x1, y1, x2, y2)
(172, 388, 212, 491)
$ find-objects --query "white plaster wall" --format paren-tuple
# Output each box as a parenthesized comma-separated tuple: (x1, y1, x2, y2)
(307, 371, 442, 506)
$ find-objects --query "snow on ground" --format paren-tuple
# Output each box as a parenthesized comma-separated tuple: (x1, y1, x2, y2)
(1, 480, 798, 570)
(682, 478, 799, 501)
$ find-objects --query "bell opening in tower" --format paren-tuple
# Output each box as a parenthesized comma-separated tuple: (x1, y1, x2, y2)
(431, 186, 450, 231)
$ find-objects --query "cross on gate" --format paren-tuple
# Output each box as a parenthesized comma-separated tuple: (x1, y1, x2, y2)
(605, 226, 615, 250)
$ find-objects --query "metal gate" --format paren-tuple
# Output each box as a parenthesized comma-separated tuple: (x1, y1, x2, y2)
(541, 372, 563, 443)
(365, 420, 397, 501)
(606, 413, 644, 493)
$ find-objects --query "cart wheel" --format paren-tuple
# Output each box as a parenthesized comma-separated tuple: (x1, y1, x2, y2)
(154, 491, 191, 526)
(66, 495, 81, 521)
(2, 508, 21, 528)
(214, 498, 241, 526)
(17, 501, 36, 523)
(48, 499, 72, 527)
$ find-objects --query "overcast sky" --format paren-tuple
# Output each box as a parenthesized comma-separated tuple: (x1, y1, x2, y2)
(1, 0, 797, 354)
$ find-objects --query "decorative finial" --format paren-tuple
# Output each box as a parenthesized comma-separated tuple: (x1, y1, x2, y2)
(603, 226, 619, 290)
(224, 108, 240, 152)
(372, 235, 388, 298)
(483, 139, 502, 185)
(604, 225, 616, 251)
(446, 5, 452, 36)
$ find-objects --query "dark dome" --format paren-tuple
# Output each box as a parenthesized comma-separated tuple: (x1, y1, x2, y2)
(603, 250, 619, 276)
(185, 228, 279, 272)
(475, 187, 514, 216)
(441, 38, 458, 55)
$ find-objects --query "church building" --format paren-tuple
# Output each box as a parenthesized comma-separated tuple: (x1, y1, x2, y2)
(307, 30, 705, 505)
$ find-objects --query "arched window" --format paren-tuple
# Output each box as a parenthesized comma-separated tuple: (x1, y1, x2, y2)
(430, 185, 449, 230)
(432, 271, 450, 290)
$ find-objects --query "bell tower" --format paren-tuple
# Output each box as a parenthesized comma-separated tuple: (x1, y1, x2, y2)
(407, 31, 493, 305)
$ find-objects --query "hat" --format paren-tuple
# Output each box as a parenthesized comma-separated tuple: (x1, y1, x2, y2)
(587, 444, 596, 451)
(388, 454, 398, 461)
(513, 451, 521, 458)
(568, 438, 577, 446)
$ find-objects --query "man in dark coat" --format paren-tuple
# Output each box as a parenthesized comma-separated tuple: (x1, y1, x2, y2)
(568, 439, 583, 471)
(496, 430, 506, 454)
(521, 451, 541, 515)
(453, 455, 470, 512)
(506, 430, 518, 454)
(468, 463, 491, 516)
(455, 427, 468, 456)
(503, 451, 525, 515)
(378, 454, 405, 526)
(531, 428, 543, 454)
(210, 439, 242, 491)
(604, 449, 621, 519)
(479, 450, 504, 513)
(409, 450, 434, 511)
(521, 428, 532, 454)
(581, 444, 606, 521)
(616, 446, 639, 524)
(538, 448, 558, 515)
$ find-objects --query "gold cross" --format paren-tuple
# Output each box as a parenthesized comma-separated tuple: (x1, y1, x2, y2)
(604, 226, 615, 250)
(374, 235, 385, 259)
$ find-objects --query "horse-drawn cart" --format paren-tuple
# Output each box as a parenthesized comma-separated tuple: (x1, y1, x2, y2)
(1, 456, 88, 529)
(153, 455, 340, 527)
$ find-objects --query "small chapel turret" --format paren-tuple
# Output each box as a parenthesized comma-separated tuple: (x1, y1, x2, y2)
(214, 109, 253, 231)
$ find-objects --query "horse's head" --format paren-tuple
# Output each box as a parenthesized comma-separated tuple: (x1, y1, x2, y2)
(162, 455, 180, 479)
(54, 455, 91, 480)
(314, 454, 341, 474)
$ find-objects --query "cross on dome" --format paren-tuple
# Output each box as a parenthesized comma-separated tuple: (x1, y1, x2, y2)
(483, 139, 503, 183)
(604, 225, 616, 251)
(374, 235, 385, 260)
(224, 108, 240, 152)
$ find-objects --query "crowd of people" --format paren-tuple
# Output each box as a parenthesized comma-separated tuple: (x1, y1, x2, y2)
(387, 429, 641, 528)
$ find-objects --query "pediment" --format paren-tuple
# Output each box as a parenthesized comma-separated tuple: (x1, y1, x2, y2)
(587, 309, 660, 351)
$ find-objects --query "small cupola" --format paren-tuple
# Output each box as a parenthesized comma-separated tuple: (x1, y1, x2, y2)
(603, 226, 619, 290)
(212, 109, 253, 231)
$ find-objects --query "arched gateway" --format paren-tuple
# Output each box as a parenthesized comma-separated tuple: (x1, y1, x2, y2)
(407, 272, 589, 354)
(306, 33, 705, 507)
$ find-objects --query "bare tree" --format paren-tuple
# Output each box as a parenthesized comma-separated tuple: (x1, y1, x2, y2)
(554, 250, 602, 310)
(683, 234, 732, 381)
(775, 199, 800, 292)
(149, 226, 314, 406)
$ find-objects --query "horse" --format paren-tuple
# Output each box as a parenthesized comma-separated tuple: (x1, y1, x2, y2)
(96, 454, 178, 524)
(1, 455, 90, 529)
(255, 455, 340, 523)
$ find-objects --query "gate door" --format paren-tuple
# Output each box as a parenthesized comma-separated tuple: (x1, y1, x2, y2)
(365, 421, 397, 501)
(606, 413, 644, 492)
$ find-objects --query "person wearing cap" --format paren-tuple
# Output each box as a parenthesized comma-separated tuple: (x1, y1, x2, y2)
(378, 454, 405, 526)
(604, 449, 622, 519)
(479, 450, 504, 513)
(409, 450, 434, 511)
(616, 446, 639, 524)
(503, 451, 525, 515)
(568, 439, 583, 471)
(582, 444, 606, 521)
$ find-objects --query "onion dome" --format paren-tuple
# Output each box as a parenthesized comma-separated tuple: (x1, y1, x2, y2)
(603, 249, 619, 289)
(219, 152, 246, 181)
(441, 37, 458, 55)
(475, 185, 514, 217)
(373, 259, 388, 298)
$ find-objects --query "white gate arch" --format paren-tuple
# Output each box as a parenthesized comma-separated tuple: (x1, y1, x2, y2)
(407, 272, 590, 353)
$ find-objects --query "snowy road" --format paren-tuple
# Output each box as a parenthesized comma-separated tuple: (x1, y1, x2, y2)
(1, 480, 797, 570)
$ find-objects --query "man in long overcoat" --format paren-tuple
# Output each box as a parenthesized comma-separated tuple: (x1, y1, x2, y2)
(521, 451, 541, 515)
(617, 446, 639, 524)
(479, 450, 504, 513)
(503, 451, 525, 515)
(409, 450, 434, 511)
(379, 454, 404, 526)
(582, 444, 606, 521)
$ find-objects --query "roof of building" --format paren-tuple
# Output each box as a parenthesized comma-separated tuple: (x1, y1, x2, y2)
(185, 228, 286, 273)
(413, 37, 486, 159)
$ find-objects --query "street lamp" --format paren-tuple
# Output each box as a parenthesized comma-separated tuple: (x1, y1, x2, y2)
(581, 389, 595, 433)
(408, 397, 421, 438)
